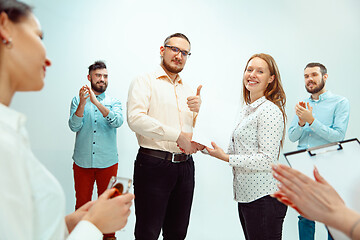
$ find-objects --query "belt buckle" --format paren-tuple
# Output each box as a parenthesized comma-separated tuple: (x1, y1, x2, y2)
(171, 153, 182, 163)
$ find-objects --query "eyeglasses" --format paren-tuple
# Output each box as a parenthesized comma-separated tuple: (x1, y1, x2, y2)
(164, 45, 191, 57)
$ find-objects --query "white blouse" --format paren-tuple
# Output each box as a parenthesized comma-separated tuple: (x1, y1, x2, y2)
(228, 96, 284, 203)
(0, 103, 102, 240)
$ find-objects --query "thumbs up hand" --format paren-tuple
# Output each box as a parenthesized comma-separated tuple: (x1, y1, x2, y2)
(187, 85, 202, 113)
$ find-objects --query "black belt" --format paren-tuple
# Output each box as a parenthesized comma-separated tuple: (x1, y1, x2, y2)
(139, 147, 191, 163)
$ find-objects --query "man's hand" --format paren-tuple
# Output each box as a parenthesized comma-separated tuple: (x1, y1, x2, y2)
(295, 101, 314, 125)
(75, 86, 90, 117)
(79, 86, 89, 105)
(187, 85, 202, 113)
(176, 132, 199, 154)
(85, 85, 99, 105)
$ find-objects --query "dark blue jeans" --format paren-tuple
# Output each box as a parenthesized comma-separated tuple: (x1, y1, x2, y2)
(238, 195, 287, 240)
(133, 149, 195, 240)
(298, 216, 334, 240)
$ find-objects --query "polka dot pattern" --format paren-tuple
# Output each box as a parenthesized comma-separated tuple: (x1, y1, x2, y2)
(228, 96, 284, 202)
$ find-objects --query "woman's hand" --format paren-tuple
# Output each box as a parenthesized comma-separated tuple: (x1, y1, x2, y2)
(205, 142, 229, 162)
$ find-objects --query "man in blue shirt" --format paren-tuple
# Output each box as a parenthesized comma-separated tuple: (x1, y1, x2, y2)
(288, 62, 350, 240)
(68, 61, 124, 240)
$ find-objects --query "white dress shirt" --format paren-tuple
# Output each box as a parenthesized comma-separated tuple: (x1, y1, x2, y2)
(0, 103, 102, 240)
(228, 96, 284, 203)
(127, 65, 197, 153)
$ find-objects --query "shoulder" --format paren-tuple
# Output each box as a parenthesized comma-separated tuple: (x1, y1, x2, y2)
(130, 71, 155, 88)
(327, 92, 348, 102)
(259, 100, 282, 115)
(71, 95, 80, 103)
(105, 94, 121, 103)
(0, 123, 25, 166)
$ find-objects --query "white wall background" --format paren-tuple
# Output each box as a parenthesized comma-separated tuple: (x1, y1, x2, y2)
(12, 0, 360, 239)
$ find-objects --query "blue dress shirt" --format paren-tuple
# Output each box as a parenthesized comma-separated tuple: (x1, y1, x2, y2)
(288, 91, 350, 150)
(68, 92, 124, 168)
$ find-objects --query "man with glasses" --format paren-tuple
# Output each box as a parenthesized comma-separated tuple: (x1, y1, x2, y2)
(127, 33, 203, 240)
(68, 60, 124, 240)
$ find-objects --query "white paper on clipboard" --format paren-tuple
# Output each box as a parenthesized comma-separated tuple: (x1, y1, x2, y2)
(284, 138, 360, 240)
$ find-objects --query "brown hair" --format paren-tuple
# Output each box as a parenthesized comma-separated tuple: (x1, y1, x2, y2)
(164, 33, 190, 46)
(242, 53, 287, 147)
(0, 0, 32, 23)
(305, 62, 327, 77)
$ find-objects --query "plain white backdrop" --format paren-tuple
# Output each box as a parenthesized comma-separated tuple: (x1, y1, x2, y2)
(12, 0, 360, 239)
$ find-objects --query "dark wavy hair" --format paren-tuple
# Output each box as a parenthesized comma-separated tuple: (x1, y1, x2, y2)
(88, 60, 106, 75)
(242, 53, 287, 147)
(0, 0, 32, 23)
(305, 62, 327, 77)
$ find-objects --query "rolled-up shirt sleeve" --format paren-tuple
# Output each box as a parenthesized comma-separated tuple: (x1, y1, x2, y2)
(68, 97, 83, 132)
(309, 98, 350, 142)
(104, 99, 124, 128)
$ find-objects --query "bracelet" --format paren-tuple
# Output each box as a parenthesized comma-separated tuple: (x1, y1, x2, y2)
(350, 218, 360, 239)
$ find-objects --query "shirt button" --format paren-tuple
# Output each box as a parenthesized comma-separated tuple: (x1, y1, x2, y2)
(95, 110, 97, 112)
(94, 130, 96, 133)
(93, 142, 95, 144)
(93, 152, 95, 154)
(95, 120, 97, 123)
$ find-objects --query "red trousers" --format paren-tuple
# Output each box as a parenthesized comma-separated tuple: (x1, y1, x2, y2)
(73, 162, 118, 239)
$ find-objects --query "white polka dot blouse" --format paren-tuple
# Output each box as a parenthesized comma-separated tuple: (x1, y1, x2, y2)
(228, 96, 284, 203)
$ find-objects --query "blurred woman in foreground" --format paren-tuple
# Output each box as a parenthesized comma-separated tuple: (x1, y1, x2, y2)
(0, 1, 134, 239)
(272, 164, 360, 240)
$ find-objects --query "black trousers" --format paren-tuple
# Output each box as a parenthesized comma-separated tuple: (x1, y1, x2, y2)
(133, 149, 195, 240)
(238, 195, 287, 240)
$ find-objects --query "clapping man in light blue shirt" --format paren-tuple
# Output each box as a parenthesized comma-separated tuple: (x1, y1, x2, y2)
(68, 60, 124, 240)
(288, 62, 350, 240)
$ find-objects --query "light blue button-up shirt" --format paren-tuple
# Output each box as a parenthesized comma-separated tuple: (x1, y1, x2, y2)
(68, 92, 124, 168)
(288, 91, 350, 150)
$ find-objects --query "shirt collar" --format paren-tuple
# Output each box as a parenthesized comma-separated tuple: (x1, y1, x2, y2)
(309, 91, 331, 102)
(155, 65, 183, 84)
(95, 92, 106, 101)
(248, 96, 267, 109)
(0, 103, 26, 132)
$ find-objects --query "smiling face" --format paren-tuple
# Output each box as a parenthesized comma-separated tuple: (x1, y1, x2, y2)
(5, 13, 51, 92)
(243, 57, 274, 102)
(88, 68, 108, 94)
(160, 37, 190, 74)
(304, 66, 327, 94)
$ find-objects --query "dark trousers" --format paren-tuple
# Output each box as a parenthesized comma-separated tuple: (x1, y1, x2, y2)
(133, 149, 195, 240)
(73, 163, 118, 239)
(238, 195, 287, 240)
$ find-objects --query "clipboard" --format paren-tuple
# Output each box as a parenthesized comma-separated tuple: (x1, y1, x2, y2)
(284, 138, 360, 240)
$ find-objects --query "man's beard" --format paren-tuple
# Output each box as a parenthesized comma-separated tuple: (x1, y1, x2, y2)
(91, 78, 107, 93)
(306, 78, 325, 94)
(162, 59, 184, 74)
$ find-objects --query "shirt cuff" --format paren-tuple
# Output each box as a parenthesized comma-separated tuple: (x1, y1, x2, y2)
(228, 155, 240, 167)
(309, 118, 320, 132)
(162, 125, 181, 142)
(67, 220, 102, 240)
(104, 111, 115, 121)
(71, 114, 83, 125)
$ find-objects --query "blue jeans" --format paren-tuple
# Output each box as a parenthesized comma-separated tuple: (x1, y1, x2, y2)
(298, 216, 334, 240)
